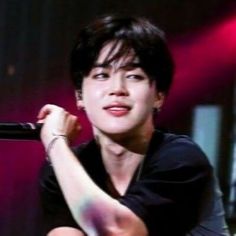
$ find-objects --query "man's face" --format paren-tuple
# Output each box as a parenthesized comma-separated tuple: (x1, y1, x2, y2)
(77, 42, 164, 136)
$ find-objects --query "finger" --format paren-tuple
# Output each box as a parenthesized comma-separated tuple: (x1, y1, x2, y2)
(37, 119, 45, 124)
(37, 104, 51, 119)
(65, 115, 80, 140)
(64, 115, 78, 132)
(37, 104, 59, 119)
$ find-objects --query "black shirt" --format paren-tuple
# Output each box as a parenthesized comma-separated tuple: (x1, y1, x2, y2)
(40, 130, 229, 235)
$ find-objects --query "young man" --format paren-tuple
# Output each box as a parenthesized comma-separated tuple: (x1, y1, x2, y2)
(38, 15, 229, 235)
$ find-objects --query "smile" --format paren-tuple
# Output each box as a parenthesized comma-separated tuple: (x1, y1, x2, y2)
(103, 105, 131, 117)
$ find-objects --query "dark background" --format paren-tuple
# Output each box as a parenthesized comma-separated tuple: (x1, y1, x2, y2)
(0, 0, 236, 235)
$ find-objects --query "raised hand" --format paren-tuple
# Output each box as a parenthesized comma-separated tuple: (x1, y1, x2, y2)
(37, 104, 81, 148)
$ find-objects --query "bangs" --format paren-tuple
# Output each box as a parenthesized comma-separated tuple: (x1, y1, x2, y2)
(100, 40, 137, 66)
(70, 15, 174, 93)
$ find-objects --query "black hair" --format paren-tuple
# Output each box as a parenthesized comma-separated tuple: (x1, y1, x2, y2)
(70, 15, 174, 94)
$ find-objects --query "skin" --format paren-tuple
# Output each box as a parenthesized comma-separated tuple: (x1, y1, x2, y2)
(38, 42, 165, 236)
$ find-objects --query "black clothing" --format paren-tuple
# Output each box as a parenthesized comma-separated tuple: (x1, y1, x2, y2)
(40, 130, 229, 235)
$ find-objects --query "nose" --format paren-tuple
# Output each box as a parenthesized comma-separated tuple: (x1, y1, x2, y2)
(109, 76, 128, 96)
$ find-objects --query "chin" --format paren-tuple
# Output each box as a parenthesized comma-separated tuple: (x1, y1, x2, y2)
(105, 128, 131, 135)
(97, 124, 140, 136)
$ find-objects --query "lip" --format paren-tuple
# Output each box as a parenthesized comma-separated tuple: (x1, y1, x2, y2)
(103, 103, 131, 117)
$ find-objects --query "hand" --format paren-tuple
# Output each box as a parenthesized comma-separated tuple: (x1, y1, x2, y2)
(37, 104, 81, 148)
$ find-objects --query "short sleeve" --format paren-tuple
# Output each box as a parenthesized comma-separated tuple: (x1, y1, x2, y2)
(39, 161, 82, 234)
(119, 135, 213, 235)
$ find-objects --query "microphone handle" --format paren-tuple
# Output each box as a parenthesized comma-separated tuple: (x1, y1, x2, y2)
(0, 123, 42, 140)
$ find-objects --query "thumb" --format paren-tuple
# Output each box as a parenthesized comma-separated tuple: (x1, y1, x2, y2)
(37, 104, 55, 119)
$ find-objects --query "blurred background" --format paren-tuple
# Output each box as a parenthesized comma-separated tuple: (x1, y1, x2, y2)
(0, 0, 236, 235)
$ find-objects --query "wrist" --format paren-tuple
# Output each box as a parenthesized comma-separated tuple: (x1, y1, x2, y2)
(46, 135, 68, 162)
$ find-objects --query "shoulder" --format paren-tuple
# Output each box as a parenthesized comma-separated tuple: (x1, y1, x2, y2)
(159, 131, 203, 151)
(146, 130, 212, 171)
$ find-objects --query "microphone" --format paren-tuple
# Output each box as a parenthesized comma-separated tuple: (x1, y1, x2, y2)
(0, 122, 42, 140)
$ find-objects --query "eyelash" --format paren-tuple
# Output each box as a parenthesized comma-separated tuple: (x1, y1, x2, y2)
(93, 73, 109, 79)
(91, 72, 145, 81)
(126, 74, 144, 80)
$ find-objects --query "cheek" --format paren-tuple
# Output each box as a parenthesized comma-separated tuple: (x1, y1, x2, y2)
(82, 81, 105, 99)
(134, 87, 156, 107)
(82, 86, 103, 113)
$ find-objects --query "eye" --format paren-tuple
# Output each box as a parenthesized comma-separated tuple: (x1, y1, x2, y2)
(126, 74, 145, 81)
(92, 73, 109, 80)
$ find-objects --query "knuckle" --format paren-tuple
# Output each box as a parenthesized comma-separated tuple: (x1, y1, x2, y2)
(72, 115, 78, 121)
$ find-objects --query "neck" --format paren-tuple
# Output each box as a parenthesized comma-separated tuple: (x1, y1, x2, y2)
(94, 126, 155, 195)
(94, 121, 155, 154)
(94, 125, 154, 177)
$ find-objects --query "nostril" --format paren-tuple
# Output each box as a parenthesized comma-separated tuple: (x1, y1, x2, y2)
(109, 90, 128, 96)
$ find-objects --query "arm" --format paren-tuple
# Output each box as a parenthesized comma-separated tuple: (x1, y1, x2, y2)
(48, 227, 85, 236)
(38, 104, 148, 236)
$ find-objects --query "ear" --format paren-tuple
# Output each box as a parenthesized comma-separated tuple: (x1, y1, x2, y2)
(75, 90, 84, 110)
(154, 92, 165, 110)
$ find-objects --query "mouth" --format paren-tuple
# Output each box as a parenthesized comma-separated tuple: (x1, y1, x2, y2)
(103, 104, 131, 117)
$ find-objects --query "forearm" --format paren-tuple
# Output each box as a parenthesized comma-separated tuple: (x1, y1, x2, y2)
(48, 138, 145, 236)
(48, 227, 86, 236)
